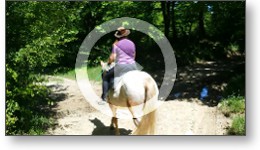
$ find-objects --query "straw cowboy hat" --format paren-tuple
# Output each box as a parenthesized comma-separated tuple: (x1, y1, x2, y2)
(114, 27, 130, 38)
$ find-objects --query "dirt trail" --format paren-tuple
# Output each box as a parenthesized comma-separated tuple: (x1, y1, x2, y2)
(46, 76, 231, 135)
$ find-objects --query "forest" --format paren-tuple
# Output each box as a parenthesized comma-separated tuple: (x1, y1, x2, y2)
(6, 1, 245, 135)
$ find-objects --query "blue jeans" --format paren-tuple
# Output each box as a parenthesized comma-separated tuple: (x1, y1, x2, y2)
(101, 68, 114, 101)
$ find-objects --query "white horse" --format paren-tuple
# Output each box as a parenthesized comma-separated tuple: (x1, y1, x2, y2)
(101, 61, 159, 135)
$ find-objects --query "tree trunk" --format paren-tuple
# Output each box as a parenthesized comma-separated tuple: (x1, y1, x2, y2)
(198, 2, 205, 38)
(161, 1, 170, 38)
(171, 1, 177, 40)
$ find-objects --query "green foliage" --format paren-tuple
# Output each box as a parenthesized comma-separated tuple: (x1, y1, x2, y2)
(28, 115, 54, 135)
(7, 1, 86, 69)
(219, 96, 245, 117)
(6, 65, 54, 135)
(6, 1, 88, 134)
(219, 72, 245, 135)
(6, 66, 20, 134)
(219, 96, 245, 135)
(228, 115, 245, 135)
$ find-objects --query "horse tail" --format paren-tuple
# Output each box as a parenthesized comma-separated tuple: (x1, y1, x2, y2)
(133, 108, 157, 135)
(133, 76, 158, 135)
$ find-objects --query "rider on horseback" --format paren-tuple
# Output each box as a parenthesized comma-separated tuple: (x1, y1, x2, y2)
(100, 27, 137, 104)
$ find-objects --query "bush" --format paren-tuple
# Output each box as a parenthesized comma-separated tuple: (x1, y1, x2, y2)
(219, 96, 245, 117)
(6, 1, 83, 134)
(6, 65, 54, 135)
(219, 95, 245, 135)
(228, 115, 245, 135)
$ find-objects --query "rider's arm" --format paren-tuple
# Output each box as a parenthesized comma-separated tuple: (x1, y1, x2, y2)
(108, 42, 117, 64)
(108, 52, 116, 64)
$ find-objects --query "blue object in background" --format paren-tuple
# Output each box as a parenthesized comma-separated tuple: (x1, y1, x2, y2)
(174, 92, 181, 98)
(200, 86, 208, 100)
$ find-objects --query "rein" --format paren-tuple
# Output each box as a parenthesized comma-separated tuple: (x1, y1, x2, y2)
(95, 70, 104, 81)
(97, 62, 115, 81)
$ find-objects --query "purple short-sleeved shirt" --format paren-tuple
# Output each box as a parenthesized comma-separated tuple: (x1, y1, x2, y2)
(112, 38, 135, 64)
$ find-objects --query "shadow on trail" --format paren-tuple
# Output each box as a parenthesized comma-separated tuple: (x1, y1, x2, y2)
(150, 59, 245, 107)
(90, 118, 132, 135)
(47, 84, 69, 108)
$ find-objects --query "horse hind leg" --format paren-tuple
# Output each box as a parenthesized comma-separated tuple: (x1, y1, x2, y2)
(112, 117, 119, 135)
(129, 107, 141, 127)
(109, 104, 120, 135)
(127, 101, 142, 127)
(110, 117, 115, 130)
